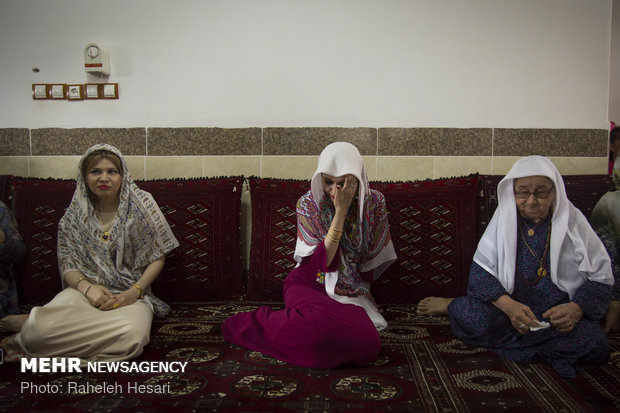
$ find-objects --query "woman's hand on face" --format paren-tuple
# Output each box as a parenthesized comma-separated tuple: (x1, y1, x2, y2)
(543, 302, 583, 333)
(85, 285, 116, 309)
(333, 175, 358, 212)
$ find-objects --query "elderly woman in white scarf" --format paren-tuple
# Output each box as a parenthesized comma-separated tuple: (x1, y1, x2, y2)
(418, 156, 613, 379)
(1, 144, 178, 362)
(222, 142, 397, 368)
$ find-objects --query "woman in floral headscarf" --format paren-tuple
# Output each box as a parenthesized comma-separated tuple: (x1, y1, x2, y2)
(418, 156, 613, 378)
(222, 142, 396, 368)
(1, 144, 178, 362)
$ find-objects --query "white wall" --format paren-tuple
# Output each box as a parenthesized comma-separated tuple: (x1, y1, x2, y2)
(0, 0, 612, 129)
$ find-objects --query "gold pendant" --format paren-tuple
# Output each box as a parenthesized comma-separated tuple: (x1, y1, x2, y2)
(528, 229, 535, 236)
(537, 267, 547, 277)
(101, 232, 110, 242)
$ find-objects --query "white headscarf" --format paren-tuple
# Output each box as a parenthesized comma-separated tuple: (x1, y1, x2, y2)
(474, 155, 613, 298)
(310, 142, 368, 230)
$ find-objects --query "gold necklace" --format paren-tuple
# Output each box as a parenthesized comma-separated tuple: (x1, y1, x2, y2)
(97, 211, 116, 242)
(518, 218, 551, 279)
(524, 219, 544, 236)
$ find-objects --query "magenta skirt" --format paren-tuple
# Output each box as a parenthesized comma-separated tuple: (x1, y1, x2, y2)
(221, 260, 381, 368)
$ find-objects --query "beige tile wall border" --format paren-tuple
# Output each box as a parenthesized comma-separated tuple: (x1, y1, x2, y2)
(0, 128, 29, 156)
(263, 127, 377, 155)
(148, 128, 262, 155)
(0, 127, 610, 178)
(494, 129, 607, 157)
(379, 128, 492, 156)
(30, 128, 147, 155)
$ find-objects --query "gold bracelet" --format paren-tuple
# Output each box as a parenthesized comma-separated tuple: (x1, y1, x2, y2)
(133, 283, 144, 298)
(83, 284, 92, 297)
(327, 228, 343, 241)
(325, 232, 341, 243)
(325, 233, 340, 242)
(329, 226, 343, 234)
(75, 277, 85, 290)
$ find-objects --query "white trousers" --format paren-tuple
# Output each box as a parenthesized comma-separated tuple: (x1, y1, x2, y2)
(15, 288, 153, 362)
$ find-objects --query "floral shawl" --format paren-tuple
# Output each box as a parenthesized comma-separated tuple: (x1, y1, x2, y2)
(57, 144, 179, 317)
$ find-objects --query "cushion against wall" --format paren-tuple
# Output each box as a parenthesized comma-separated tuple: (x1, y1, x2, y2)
(12, 178, 76, 305)
(477, 174, 615, 242)
(370, 176, 479, 303)
(562, 174, 615, 218)
(246, 178, 310, 301)
(476, 175, 501, 242)
(136, 178, 245, 302)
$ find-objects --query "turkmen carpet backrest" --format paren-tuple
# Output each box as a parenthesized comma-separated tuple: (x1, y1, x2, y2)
(246, 176, 479, 303)
(12, 178, 76, 305)
(246, 177, 309, 301)
(136, 177, 244, 302)
(370, 176, 478, 303)
(562, 174, 616, 218)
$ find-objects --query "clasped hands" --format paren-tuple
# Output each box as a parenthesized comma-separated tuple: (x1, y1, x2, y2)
(501, 297, 582, 335)
(85, 284, 140, 310)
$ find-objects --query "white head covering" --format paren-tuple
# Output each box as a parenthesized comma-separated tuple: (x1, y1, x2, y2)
(474, 155, 612, 298)
(310, 142, 368, 227)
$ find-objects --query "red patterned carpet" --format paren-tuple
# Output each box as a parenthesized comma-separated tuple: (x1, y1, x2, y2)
(1, 302, 619, 412)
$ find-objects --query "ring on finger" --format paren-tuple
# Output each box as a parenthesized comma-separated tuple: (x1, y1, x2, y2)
(519, 323, 526, 329)
(113, 302, 120, 309)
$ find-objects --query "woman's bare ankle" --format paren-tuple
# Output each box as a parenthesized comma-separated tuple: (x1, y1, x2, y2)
(417, 297, 453, 316)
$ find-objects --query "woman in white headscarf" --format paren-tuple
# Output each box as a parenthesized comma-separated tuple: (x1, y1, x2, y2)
(1, 144, 179, 362)
(222, 142, 397, 368)
(418, 156, 613, 378)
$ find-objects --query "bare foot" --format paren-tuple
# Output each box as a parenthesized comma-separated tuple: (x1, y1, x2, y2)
(417, 297, 453, 316)
(0, 314, 29, 333)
